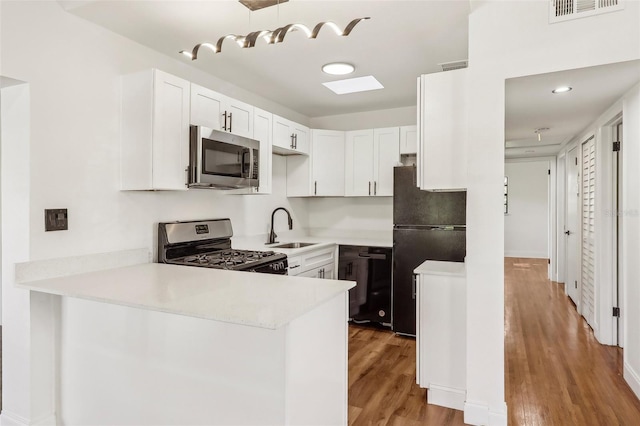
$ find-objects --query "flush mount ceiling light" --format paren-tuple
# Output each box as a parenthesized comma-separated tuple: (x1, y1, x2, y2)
(180, 17, 370, 60)
(322, 62, 355, 75)
(534, 127, 550, 141)
(552, 86, 572, 94)
(322, 75, 384, 95)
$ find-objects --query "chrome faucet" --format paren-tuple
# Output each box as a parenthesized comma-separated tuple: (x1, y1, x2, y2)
(267, 207, 293, 244)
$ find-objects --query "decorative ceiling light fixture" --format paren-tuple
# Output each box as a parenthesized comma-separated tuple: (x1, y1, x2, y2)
(534, 127, 550, 142)
(322, 62, 355, 75)
(552, 86, 572, 94)
(179, 17, 370, 60)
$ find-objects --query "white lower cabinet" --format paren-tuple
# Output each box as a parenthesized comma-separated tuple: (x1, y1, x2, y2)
(287, 245, 336, 278)
(415, 261, 466, 411)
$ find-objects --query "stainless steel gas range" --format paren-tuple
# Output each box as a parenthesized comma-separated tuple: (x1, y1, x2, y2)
(158, 219, 288, 275)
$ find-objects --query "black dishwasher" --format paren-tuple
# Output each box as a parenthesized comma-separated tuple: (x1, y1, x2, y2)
(338, 245, 392, 327)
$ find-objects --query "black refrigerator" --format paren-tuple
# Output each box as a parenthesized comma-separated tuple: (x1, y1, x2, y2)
(392, 166, 466, 336)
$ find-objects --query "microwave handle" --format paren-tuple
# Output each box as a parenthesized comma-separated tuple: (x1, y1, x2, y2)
(241, 148, 254, 179)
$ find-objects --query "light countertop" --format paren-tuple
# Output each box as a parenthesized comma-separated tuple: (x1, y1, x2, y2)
(232, 232, 392, 256)
(414, 260, 466, 276)
(18, 263, 355, 330)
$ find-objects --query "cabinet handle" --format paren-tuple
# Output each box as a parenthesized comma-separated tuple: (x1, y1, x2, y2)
(314, 181, 317, 195)
(374, 181, 377, 196)
(222, 111, 228, 131)
(412, 274, 417, 300)
(368, 181, 371, 196)
(294, 134, 298, 149)
(229, 112, 232, 133)
(291, 133, 295, 149)
(289, 265, 300, 269)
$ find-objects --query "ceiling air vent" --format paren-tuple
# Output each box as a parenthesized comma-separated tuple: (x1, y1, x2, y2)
(550, 0, 624, 23)
(439, 60, 468, 72)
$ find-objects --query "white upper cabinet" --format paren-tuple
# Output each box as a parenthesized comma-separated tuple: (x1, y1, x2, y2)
(400, 125, 418, 155)
(190, 83, 253, 138)
(345, 129, 374, 196)
(286, 130, 345, 197)
(417, 69, 468, 191)
(311, 130, 345, 196)
(273, 115, 310, 155)
(373, 127, 400, 196)
(345, 127, 399, 197)
(121, 69, 190, 191)
(253, 107, 273, 194)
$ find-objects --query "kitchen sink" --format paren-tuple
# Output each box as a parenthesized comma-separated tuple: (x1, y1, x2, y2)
(270, 242, 317, 249)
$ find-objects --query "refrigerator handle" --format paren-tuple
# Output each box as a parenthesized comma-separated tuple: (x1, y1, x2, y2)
(412, 274, 417, 300)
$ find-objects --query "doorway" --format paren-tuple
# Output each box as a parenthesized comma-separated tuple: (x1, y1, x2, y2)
(613, 119, 624, 347)
(565, 146, 580, 308)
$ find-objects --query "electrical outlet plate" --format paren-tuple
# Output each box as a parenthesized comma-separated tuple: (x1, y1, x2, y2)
(45, 209, 68, 231)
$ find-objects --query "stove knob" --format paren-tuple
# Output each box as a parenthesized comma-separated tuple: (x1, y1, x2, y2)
(273, 263, 280, 271)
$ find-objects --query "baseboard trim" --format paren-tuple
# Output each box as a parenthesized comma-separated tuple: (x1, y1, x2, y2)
(464, 401, 508, 426)
(504, 252, 548, 259)
(427, 384, 465, 411)
(0, 411, 56, 426)
(624, 361, 640, 400)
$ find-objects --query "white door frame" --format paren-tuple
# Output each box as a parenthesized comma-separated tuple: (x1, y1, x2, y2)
(556, 154, 566, 284)
(565, 145, 581, 308)
(596, 113, 623, 346)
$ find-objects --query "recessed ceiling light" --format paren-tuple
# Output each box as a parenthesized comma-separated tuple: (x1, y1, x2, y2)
(322, 62, 355, 75)
(322, 75, 384, 95)
(552, 86, 572, 94)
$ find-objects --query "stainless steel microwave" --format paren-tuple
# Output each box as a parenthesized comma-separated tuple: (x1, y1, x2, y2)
(188, 126, 259, 189)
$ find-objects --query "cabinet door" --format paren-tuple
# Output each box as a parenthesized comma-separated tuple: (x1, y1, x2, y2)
(152, 70, 190, 190)
(321, 262, 335, 279)
(190, 83, 224, 130)
(298, 266, 323, 279)
(373, 127, 400, 196)
(273, 115, 295, 151)
(226, 97, 253, 138)
(345, 130, 375, 196)
(400, 125, 417, 154)
(291, 123, 310, 155)
(300, 246, 336, 272)
(311, 130, 345, 196)
(253, 107, 272, 194)
(297, 263, 333, 279)
(418, 69, 468, 190)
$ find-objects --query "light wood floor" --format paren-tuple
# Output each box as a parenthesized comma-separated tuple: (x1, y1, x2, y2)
(348, 258, 640, 425)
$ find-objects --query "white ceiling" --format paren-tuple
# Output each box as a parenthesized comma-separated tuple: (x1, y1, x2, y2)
(58, 1, 640, 159)
(59, 0, 470, 118)
(505, 60, 640, 159)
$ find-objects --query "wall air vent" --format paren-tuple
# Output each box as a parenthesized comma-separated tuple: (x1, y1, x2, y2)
(439, 60, 468, 72)
(550, 0, 624, 23)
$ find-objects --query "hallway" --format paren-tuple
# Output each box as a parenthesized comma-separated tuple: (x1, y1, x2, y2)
(505, 257, 640, 425)
(347, 258, 640, 425)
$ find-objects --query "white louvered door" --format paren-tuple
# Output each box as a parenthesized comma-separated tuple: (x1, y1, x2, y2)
(581, 137, 596, 328)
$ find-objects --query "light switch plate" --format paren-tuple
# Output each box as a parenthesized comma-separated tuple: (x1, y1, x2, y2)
(45, 209, 68, 231)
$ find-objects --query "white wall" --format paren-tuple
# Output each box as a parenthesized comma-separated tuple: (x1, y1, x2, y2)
(309, 106, 416, 130)
(0, 1, 309, 263)
(465, 1, 639, 424)
(504, 160, 549, 258)
(307, 197, 393, 235)
(0, 2, 310, 423)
